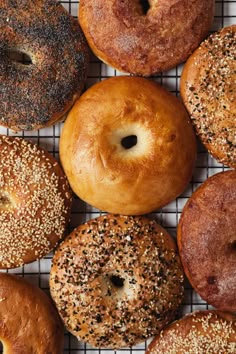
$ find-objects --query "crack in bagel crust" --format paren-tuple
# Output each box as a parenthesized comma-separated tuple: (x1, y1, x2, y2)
(79, 0, 215, 75)
(50, 215, 184, 349)
(0, 136, 72, 269)
(0, 0, 89, 131)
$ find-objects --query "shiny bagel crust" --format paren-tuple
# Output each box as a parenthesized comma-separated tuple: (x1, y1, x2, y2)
(0, 0, 89, 131)
(60, 76, 196, 215)
(79, 0, 214, 76)
(0, 135, 72, 269)
(177, 170, 236, 312)
(0, 273, 64, 353)
(50, 214, 184, 349)
(146, 310, 236, 353)
(180, 25, 236, 168)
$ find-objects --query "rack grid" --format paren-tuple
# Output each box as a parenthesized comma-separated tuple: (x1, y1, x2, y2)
(0, 1, 235, 353)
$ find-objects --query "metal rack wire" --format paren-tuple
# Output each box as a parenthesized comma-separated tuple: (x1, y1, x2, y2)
(0, 1, 235, 353)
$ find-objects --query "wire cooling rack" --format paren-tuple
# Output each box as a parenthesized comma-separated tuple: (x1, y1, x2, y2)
(0, 1, 235, 353)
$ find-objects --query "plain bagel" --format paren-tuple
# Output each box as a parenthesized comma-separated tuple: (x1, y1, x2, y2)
(59, 76, 197, 215)
(0, 273, 64, 353)
(177, 170, 236, 312)
(79, 0, 215, 76)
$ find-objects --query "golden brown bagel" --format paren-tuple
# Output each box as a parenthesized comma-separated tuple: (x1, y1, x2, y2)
(79, 0, 215, 76)
(0, 0, 89, 131)
(180, 25, 236, 168)
(0, 273, 64, 353)
(60, 76, 197, 215)
(50, 214, 184, 349)
(0, 135, 72, 269)
(177, 170, 236, 312)
(146, 310, 236, 353)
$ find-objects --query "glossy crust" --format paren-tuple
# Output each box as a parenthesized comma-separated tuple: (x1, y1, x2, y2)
(146, 310, 236, 353)
(0, 273, 64, 354)
(60, 76, 196, 215)
(177, 170, 236, 312)
(0, 135, 72, 269)
(79, 0, 214, 76)
(180, 25, 236, 168)
(50, 214, 184, 349)
(0, 0, 89, 131)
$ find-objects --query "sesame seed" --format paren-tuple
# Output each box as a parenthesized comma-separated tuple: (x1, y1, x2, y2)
(0, 136, 72, 268)
(147, 311, 236, 353)
(50, 215, 184, 349)
(183, 25, 236, 167)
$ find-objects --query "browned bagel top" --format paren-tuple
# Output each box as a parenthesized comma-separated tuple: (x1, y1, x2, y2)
(0, 135, 72, 269)
(0, 0, 89, 131)
(181, 25, 236, 168)
(146, 310, 236, 353)
(60, 76, 196, 215)
(0, 273, 64, 354)
(50, 214, 184, 349)
(177, 170, 236, 312)
(79, 0, 215, 75)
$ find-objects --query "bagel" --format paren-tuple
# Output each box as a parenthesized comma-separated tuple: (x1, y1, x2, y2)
(177, 170, 236, 312)
(0, 0, 89, 131)
(59, 76, 197, 215)
(50, 214, 184, 349)
(146, 310, 236, 353)
(180, 25, 236, 168)
(0, 135, 72, 269)
(79, 0, 215, 76)
(0, 273, 64, 353)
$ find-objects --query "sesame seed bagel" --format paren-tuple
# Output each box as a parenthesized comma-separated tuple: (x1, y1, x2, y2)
(177, 170, 236, 312)
(180, 25, 236, 168)
(79, 0, 214, 76)
(0, 273, 64, 353)
(0, 135, 72, 269)
(0, 0, 89, 131)
(60, 76, 197, 215)
(146, 310, 236, 353)
(50, 214, 184, 349)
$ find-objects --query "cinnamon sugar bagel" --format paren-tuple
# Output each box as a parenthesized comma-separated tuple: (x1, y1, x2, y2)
(181, 25, 236, 168)
(50, 214, 184, 349)
(0, 273, 64, 353)
(0, 135, 72, 269)
(177, 170, 236, 312)
(79, 0, 215, 76)
(0, 0, 89, 131)
(146, 310, 236, 353)
(60, 76, 197, 215)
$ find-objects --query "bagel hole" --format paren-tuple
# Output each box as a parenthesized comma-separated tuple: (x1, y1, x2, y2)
(121, 135, 137, 149)
(228, 240, 236, 251)
(110, 275, 125, 288)
(6, 48, 33, 65)
(139, 0, 150, 15)
(207, 276, 217, 285)
(0, 193, 11, 208)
